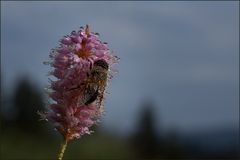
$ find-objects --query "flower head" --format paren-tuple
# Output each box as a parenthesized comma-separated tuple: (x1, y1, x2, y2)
(42, 25, 118, 141)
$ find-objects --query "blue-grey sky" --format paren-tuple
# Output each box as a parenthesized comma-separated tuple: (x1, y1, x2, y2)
(1, 1, 239, 135)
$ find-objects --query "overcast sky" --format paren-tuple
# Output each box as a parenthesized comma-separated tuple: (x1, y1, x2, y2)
(1, 1, 239, 135)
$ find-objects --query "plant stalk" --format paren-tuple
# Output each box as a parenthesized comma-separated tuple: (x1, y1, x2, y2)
(57, 138, 68, 160)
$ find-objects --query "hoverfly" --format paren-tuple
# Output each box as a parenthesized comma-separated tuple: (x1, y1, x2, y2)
(68, 59, 109, 107)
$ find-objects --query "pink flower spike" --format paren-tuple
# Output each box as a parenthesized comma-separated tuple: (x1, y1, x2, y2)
(42, 25, 119, 143)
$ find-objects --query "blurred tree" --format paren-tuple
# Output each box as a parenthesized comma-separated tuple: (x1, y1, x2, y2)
(3, 77, 46, 134)
(131, 100, 159, 159)
(130, 100, 186, 159)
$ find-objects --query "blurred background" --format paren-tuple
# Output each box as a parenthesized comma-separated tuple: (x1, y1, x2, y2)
(1, 1, 239, 160)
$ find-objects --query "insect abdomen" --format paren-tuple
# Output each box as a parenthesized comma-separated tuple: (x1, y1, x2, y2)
(84, 89, 99, 105)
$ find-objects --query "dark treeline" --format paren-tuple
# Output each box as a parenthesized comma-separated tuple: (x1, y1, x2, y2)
(1, 77, 239, 159)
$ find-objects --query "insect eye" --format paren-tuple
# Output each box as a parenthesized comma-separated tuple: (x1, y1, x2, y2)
(94, 59, 109, 70)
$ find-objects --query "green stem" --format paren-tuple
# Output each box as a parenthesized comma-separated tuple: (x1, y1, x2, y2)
(57, 138, 68, 160)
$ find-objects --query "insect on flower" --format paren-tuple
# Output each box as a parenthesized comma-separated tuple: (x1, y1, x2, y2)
(41, 24, 118, 160)
(68, 59, 109, 108)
